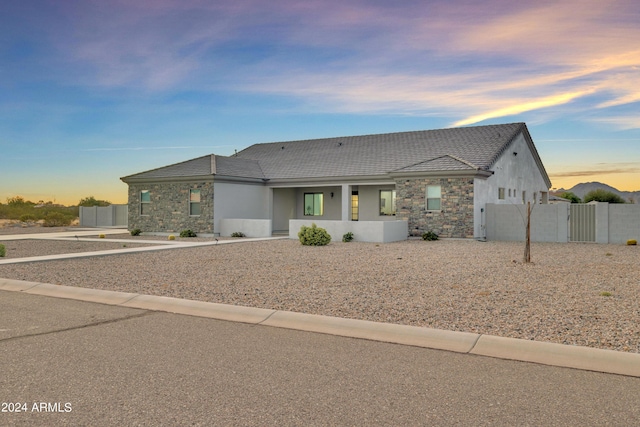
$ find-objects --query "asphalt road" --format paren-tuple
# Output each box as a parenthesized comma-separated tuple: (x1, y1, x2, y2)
(1, 290, 639, 426)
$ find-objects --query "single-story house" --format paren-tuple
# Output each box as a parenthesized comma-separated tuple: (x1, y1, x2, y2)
(120, 122, 551, 242)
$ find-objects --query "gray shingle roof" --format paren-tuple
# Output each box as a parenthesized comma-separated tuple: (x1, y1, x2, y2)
(121, 155, 265, 181)
(236, 122, 526, 179)
(122, 155, 214, 180)
(122, 123, 550, 187)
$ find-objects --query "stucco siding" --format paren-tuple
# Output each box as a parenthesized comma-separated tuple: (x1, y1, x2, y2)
(213, 182, 270, 234)
(357, 185, 399, 221)
(474, 132, 550, 238)
(295, 186, 342, 220)
(273, 188, 296, 232)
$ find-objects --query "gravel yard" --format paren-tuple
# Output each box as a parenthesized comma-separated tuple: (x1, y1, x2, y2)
(0, 238, 152, 258)
(0, 234, 638, 353)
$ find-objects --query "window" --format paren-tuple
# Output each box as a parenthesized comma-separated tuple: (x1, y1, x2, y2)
(304, 193, 323, 216)
(379, 190, 396, 216)
(140, 190, 150, 215)
(426, 185, 441, 210)
(498, 187, 505, 200)
(351, 191, 359, 221)
(190, 189, 201, 216)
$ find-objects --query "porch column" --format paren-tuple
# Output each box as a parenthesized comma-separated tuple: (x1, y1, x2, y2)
(341, 184, 351, 221)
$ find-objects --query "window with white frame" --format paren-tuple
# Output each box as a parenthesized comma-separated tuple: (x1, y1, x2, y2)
(379, 190, 396, 215)
(190, 189, 201, 216)
(498, 187, 505, 200)
(426, 185, 441, 210)
(140, 190, 150, 215)
(304, 193, 324, 216)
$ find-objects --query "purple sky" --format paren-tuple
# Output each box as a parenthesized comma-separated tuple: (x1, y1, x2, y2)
(1, 0, 639, 204)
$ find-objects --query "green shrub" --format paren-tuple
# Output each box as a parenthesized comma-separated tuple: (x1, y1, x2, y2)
(627, 239, 637, 246)
(0, 244, 5, 257)
(422, 230, 439, 241)
(42, 212, 73, 227)
(19, 214, 37, 223)
(168, 235, 176, 240)
(298, 223, 331, 246)
(130, 228, 142, 236)
(583, 189, 625, 204)
(231, 231, 246, 238)
(342, 232, 354, 242)
(179, 229, 197, 238)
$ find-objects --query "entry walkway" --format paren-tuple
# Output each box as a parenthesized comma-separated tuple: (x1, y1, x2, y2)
(0, 229, 287, 265)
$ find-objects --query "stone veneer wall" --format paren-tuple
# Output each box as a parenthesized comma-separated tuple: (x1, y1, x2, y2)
(127, 181, 214, 234)
(395, 177, 475, 238)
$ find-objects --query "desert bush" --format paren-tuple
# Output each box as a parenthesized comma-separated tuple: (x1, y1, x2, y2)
(342, 232, 354, 242)
(422, 230, 439, 241)
(0, 244, 5, 257)
(231, 231, 246, 237)
(180, 229, 197, 238)
(43, 212, 73, 227)
(130, 228, 142, 236)
(583, 189, 625, 204)
(298, 223, 331, 246)
(19, 214, 38, 223)
(628, 239, 637, 246)
(168, 235, 176, 240)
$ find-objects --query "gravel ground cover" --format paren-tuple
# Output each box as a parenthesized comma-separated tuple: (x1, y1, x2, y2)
(0, 237, 638, 353)
(0, 239, 153, 258)
(0, 224, 80, 235)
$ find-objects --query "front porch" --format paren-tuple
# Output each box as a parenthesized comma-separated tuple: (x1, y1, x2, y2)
(218, 183, 408, 242)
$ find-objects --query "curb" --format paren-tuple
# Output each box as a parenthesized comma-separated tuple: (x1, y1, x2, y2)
(1, 278, 638, 378)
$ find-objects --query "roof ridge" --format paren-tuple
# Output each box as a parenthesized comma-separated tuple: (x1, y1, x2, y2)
(392, 154, 479, 172)
(240, 122, 526, 149)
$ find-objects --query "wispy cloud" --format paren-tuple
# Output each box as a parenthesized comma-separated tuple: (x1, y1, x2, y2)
(549, 162, 640, 178)
(452, 91, 595, 127)
(9, 0, 640, 128)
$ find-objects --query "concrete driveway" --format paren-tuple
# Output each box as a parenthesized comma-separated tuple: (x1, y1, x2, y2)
(2, 290, 639, 426)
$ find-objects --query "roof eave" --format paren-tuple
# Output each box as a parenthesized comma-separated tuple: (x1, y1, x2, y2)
(388, 170, 493, 179)
(120, 175, 215, 184)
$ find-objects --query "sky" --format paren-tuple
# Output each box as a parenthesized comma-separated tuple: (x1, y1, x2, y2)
(1, 0, 639, 205)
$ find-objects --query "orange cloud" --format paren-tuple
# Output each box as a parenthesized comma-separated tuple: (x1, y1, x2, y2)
(452, 90, 595, 127)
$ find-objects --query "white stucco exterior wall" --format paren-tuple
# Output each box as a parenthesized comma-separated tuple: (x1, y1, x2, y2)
(473, 132, 550, 239)
(213, 181, 270, 234)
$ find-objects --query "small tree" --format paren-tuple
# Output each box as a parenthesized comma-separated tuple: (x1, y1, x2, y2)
(558, 191, 581, 203)
(583, 189, 625, 204)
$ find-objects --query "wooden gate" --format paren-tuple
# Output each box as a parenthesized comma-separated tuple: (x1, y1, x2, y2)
(570, 204, 596, 242)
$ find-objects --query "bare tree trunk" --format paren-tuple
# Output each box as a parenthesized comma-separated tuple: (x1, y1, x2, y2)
(524, 201, 531, 263)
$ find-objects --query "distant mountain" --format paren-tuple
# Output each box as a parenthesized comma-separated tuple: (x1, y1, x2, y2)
(555, 182, 640, 204)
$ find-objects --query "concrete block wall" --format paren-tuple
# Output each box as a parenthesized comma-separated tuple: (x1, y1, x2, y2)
(289, 220, 408, 243)
(80, 205, 128, 227)
(219, 219, 272, 237)
(608, 204, 640, 244)
(487, 202, 640, 244)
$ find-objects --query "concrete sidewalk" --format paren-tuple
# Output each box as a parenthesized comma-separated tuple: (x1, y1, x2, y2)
(0, 229, 287, 265)
(2, 289, 640, 426)
(1, 228, 639, 379)
(1, 278, 639, 378)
